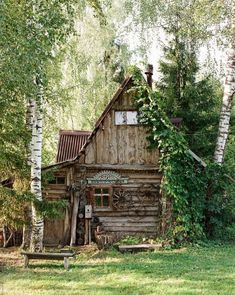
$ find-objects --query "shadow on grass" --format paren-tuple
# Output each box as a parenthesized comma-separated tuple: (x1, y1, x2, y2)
(1, 245, 235, 294)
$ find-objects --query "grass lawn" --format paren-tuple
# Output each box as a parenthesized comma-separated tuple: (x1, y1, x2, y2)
(0, 243, 234, 295)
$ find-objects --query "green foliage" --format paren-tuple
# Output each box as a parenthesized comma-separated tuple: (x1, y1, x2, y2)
(130, 72, 208, 242)
(117, 235, 143, 245)
(130, 70, 235, 243)
(205, 163, 235, 240)
(0, 183, 67, 229)
(34, 198, 68, 219)
(42, 5, 131, 163)
(0, 186, 33, 229)
(158, 38, 221, 159)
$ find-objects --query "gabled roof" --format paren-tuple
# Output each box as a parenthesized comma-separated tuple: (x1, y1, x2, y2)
(42, 75, 206, 171)
(56, 130, 91, 163)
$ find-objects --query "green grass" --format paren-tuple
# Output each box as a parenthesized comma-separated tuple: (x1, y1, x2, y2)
(0, 243, 235, 295)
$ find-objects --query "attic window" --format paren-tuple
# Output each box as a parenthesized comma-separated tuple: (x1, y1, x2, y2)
(115, 111, 138, 125)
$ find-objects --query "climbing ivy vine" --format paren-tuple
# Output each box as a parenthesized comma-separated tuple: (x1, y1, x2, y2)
(130, 67, 208, 243)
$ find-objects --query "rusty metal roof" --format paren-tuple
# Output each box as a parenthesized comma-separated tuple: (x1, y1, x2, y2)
(56, 130, 91, 163)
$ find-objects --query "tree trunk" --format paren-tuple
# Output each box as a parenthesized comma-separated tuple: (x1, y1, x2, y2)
(3, 225, 13, 248)
(21, 99, 35, 249)
(214, 44, 235, 164)
(30, 74, 44, 252)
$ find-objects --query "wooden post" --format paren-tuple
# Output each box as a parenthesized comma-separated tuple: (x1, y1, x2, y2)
(84, 219, 88, 245)
(24, 255, 29, 268)
(70, 192, 79, 246)
(88, 219, 91, 244)
(64, 257, 69, 270)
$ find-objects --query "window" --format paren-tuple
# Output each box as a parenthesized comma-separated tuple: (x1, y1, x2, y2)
(115, 111, 138, 125)
(48, 176, 66, 185)
(93, 188, 111, 208)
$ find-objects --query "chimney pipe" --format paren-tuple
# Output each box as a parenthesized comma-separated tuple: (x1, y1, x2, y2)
(145, 64, 153, 88)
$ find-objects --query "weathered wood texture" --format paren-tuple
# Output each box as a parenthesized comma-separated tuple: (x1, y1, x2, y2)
(42, 82, 164, 245)
(21, 251, 75, 270)
(44, 205, 71, 246)
(118, 244, 161, 253)
(84, 90, 159, 166)
(90, 172, 161, 237)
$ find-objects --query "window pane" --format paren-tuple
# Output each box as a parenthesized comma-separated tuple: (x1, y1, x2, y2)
(57, 177, 66, 184)
(127, 111, 138, 125)
(96, 195, 101, 207)
(115, 111, 127, 125)
(103, 188, 109, 195)
(48, 178, 56, 184)
(95, 188, 101, 194)
(103, 195, 109, 207)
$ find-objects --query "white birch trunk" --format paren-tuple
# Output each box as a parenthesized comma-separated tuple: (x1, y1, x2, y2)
(30, 75, 44, 252)
(21, 99, 35, 249)
(214, 44, 235, 164)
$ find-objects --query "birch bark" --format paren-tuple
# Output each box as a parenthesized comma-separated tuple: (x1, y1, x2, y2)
(214, 44, 235, 164)
(21, 99, 35, 249)
(30, 75, 44, 252)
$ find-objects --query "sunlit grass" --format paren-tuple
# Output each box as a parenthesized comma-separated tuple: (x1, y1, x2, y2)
(0, 243, 234, 295)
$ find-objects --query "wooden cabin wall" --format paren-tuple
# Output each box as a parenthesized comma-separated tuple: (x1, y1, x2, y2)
(84, 90, 159, 166)
(75, 166, 162, 240)
(43, 84, 165, 245)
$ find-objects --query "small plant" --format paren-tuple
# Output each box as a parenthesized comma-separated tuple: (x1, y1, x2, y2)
(117, 235, 144, 245)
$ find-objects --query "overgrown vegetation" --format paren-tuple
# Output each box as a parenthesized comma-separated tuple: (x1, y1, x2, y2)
(158, 38, 221, 159)
(130, 67, 235, 243)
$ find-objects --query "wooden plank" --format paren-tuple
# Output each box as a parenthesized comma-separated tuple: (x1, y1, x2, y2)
(119, 244, 161, 253)
(44, 195, 67, 200)
(127, 126, 136, 164)
(98, 216, 158, 223)
(108, 110, 118, 164)
(85, 138, 96, 164)
(103, 226, 157, 232)
(128, 179, 162, 184)
(93, 209, 159, 217)
(129, 174, 160, 179)
(102, 222, 158, 227)
(116, 126, 126, 164)
(44, 189, 66, 194)
(103, 113, 111, 163)
(46, 185, 67, 190)
(96, 126, 104, 163)
(21, 252, 75, 259)
(138, 126, 145, 164)
(79, 164, 159, 170)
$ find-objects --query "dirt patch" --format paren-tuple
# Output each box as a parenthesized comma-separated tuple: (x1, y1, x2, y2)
(0, 247, 23, 268)
(0, 244, 99, 268)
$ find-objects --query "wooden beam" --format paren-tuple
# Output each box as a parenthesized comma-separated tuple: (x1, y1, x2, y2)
(79, 164, 159, 171)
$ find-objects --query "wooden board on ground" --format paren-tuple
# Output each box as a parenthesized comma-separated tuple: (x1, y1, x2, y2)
(118, 244, 161, 253)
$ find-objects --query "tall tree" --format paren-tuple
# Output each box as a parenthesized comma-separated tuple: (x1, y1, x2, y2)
(158, 36, 221, 159)
(0, 0, 87, 251)
(214, 44, 235, 164)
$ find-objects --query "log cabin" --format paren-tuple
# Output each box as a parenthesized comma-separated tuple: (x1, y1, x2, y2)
(42, 67, 205, 247)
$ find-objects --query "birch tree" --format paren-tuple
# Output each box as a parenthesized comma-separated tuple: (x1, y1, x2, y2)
(214, 45, 235, 164)
(29, 74, 44, 251)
